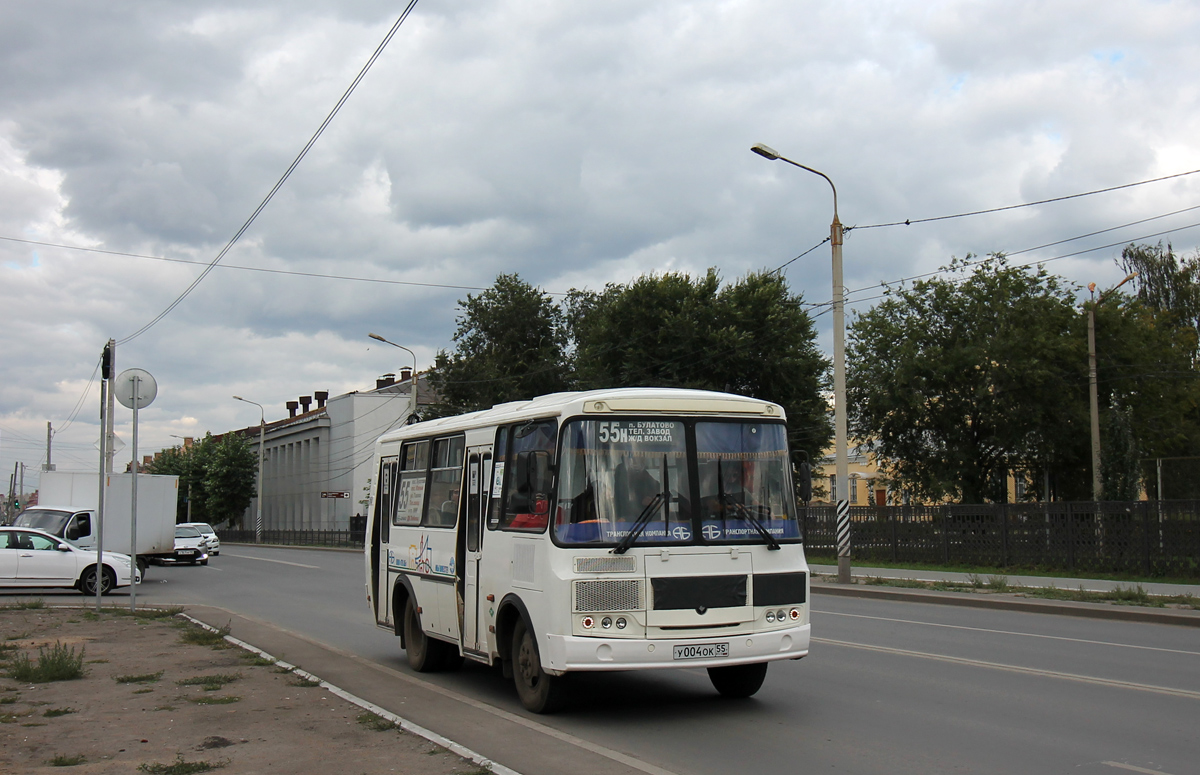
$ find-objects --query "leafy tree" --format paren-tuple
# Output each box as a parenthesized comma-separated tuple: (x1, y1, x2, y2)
(203, 432, 258, 526)
(568, 269, 832, 468)
(429, 274, 570, 415)
(1101, 400, 1140, 501)
(146, 433, 257, 526)
(848, 255, 1086, 503)
(1119, 242, 1200, 354)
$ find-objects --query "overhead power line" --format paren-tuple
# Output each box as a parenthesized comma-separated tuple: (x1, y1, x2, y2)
(116, 0, 423, 345)
(848, 167, 1200, 232)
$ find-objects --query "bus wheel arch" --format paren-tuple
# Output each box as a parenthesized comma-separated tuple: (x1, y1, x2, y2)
(392, 577, 415, 643)
(495, 594, 531, 680)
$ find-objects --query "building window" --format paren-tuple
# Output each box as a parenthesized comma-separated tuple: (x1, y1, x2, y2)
(849, 475, 858, 504)
(829, 475, 837, 502)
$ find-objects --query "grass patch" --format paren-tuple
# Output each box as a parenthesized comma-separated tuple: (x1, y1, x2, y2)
(178, 623, 230, 648)
(106, 606, 184, 621)
(806, 554, 1200, 585)
(986, 575, 1010, 592)
(48, 754, 87, 766)
(153, 705, 176, 712)
(458, 766, 493, 775)
(177, 673, 241, 691)
(7, 642, 86, 683)
(114, 671, 164, 685)
(290, 677, 321, 688)
(0, 696, 17, 705)
(240, 655, 276, 667)
(188, 695, 241, 705)
(858, 575, 1195, 609)
(1, 709, 34, 723)
(133, 688, 154, 695)
(43, 708, 76, 718)
(86, 659, 109, 664)
(138, 755, 228, 774)
(1, 600, 46, 610)
(356, 711, 396, 731)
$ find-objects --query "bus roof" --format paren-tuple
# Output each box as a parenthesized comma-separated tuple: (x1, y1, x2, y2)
(377, 387, 786, 446)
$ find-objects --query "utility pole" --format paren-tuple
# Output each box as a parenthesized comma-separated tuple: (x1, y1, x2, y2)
(44, 422, 55, 472)
(105, 341, 117, 474)
(1086, 273, 1137, 502)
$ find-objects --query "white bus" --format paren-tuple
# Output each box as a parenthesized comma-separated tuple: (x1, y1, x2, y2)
(364, 388, 811, 712)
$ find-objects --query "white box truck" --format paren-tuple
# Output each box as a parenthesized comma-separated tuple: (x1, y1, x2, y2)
(15, 471, 180, 574)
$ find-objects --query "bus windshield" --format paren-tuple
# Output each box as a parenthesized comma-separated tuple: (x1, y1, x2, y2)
(554, 418, 799, 547)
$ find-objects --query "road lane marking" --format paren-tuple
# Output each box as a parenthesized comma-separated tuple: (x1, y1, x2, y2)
(813, 637, 1200, 700)
(1103, 762, 1176, 774)
(224, 553, 320, 569)
(819, 611, 1200, 657)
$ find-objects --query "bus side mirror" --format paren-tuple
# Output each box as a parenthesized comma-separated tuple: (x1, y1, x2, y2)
(797, 460, 813, 503)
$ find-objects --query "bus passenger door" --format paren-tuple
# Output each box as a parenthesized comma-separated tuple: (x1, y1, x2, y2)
(460, 447, 490, 653)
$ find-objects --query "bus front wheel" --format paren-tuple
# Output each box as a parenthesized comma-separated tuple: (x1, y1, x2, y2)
(707, 662, 768, 698)
(511, 618, 565, 714)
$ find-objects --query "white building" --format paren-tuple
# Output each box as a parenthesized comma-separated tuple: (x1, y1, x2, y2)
(235, 371, 431, 531)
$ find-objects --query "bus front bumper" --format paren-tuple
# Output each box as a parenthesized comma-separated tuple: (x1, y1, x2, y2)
(542, 623, 810, 674)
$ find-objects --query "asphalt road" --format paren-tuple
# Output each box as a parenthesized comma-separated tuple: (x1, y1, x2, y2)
(23, 546, 1198, 775)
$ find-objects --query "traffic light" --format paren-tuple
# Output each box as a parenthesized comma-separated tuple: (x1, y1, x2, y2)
(101, 342, 112, 379)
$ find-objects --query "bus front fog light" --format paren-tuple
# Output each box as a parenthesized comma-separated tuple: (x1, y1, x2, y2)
(601, 617, 613, 629)
(582, 616, 595, 629)
(765, 611, 776, 623)
(776, 609, 786, 621)
(616, 617, 627, 629)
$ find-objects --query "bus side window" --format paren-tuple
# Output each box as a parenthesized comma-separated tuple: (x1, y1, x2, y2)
(423, 436, 465, 528)
(499, 420, 557, 532)
(395, 441, 429, 525)
(375, 456, 398, 543)
(488, 427, 509, 529)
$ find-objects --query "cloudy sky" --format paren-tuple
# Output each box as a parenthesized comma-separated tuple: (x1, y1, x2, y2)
(4, 0, 1200, 490)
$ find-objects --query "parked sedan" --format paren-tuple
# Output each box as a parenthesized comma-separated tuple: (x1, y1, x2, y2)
(178, 522, 220, 555)
(170, 525, 210, 565)
(0, 527, 139, 595)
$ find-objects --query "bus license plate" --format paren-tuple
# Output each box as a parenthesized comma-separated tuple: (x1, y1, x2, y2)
(673, 642, 729, 660)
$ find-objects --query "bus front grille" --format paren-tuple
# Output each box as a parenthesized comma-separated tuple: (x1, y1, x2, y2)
(574, 556, 637, 573)
(574, 579, 644, 612)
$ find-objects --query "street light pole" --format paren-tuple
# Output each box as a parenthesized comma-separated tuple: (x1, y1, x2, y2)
(1086, 272, 1138, 502)
(751, 143, 851, 583)
(368, 333, 419, 420)
(233, 396, 265, 544)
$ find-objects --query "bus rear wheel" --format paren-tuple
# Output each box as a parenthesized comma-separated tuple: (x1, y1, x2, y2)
(402, 598, 461, 672)
(511, 618, 565, 713)
(708, 662, 768, 698)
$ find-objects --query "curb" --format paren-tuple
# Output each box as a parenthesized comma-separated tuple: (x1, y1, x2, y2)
(177, 613, 523, 775)
(811, 581, 1200, 627)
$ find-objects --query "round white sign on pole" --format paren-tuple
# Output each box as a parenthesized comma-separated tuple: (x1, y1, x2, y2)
(114, 368, 157, 410)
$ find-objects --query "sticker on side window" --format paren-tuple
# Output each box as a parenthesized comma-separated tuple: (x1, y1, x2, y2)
(491, 462, 505, 498)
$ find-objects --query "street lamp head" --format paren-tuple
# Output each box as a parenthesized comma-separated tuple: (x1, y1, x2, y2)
(750, 143, 780, 161)
(368, 333, 386, 343)
(232, 395, 243, 401)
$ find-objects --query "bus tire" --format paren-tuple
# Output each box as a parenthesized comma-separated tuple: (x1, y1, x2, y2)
(511, 618, 564, 713)
(707, 662, 768, 698)
(403, 598, 461, 672)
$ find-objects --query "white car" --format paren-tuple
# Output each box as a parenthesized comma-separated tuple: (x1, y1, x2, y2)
(0, 527, 139, 595)
(178, 522, 220, 555)
(170, 525, 210, 565)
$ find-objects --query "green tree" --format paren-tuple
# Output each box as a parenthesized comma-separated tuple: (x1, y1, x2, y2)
(848, 255, 1086, 503)
(203, 432, 258, 526)
(146, 433, 257, 526)
(568, 269, 832, 467)
(428, 274, 570, 415)
(1101, 399, 1140, 501)
(1119, 242, 1200, 353)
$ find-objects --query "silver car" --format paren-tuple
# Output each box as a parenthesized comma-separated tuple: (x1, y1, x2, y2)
(0, 527, 139, 594)
(178, 522, 220, 556)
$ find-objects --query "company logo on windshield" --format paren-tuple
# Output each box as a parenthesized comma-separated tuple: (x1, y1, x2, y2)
(670, 525, 692, 541)
(702, 524, 722, 540)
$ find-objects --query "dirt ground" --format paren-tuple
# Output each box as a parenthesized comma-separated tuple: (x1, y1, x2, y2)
(0, 604, 486, 774)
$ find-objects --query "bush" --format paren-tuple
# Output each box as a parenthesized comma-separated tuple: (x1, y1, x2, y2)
(7, 642, 86, 683)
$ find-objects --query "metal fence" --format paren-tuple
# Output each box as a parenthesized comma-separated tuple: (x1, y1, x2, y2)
(802, 500, 1200, 578)
(217, 501, 1199, 578)
(220, 528, 365, 549)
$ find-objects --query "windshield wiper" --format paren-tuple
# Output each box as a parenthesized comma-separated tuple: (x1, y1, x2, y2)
(611, 492, 665, 555)
(721, 494, 781, 550)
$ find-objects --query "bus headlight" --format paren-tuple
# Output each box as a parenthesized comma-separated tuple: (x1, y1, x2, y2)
(765, 611, 776, 623)
(601, 617, 612, 629)
(616, 617, 627, 629)
(582, 616, 595, 629)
